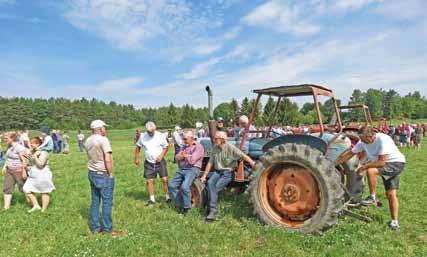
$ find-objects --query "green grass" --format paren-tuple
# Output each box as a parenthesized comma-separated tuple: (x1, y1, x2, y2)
(1, 130, 426, 257)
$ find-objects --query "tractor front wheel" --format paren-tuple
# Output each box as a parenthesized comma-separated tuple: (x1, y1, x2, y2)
(250, 143, 344, 234)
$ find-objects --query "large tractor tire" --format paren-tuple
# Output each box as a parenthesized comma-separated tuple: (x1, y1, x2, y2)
(191, 179, 206, 208)
(250, 143, 344, 234)
(342, 155, 364, 202)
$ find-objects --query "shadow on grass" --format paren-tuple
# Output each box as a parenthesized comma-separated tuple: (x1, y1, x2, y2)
(124, 190, 149, 201)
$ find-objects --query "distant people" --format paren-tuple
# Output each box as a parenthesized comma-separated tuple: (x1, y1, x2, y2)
(2, 132, 29, 210)
(216, 117, 226, 132)
(169, 131, 204, 215)
(23, 137, 55, 213)
(19, 129, 30, 149)
(200, 131, 255, 221)
(0, 143, 4, 168)
(196, 122, 205, 138)
(400, 128, 408, 148)
(134, 129, 142, 144)
(56, 130, 63, 153)
(172, 126, 184, 163)
(336, 126, 405, 230)
(77, 130, 85, 152)
(414, 124, 423, 150)
(85, 120, 117, 235)
(52, 130, 58, 153)
(134, 122, 170, 206)
(39, 126, 54, 152)
(62, 131, 70, 154)
(237, 115, 257, 138)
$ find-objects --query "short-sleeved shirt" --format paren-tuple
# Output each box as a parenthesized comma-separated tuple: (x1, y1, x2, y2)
(19, 133, 30, 148)
(136, 131, 169, 164)
(40, 135, 54, 152)
(6, 143, 29, 171)
(352, 133, 405, 163)
(77, 133, 85, 141)
(85, 134, 112, 172)
(209, 142, 246, 171)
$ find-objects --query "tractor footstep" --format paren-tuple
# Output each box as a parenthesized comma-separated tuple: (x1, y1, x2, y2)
(343, 209, 373, 223)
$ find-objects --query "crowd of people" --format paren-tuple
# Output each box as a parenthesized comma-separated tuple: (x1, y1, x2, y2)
(385, 123, 425, 149)
(0, 116, 422, 235)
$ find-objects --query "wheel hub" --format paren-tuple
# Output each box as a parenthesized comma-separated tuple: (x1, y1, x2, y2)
(265, 164, 320, 223)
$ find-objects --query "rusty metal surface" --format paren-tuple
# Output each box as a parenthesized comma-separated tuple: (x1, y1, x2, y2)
(253, 84, 333, 97)
(259, 163, 320, 227)
(239, 93, 261, 150)
(265, 96, 282, 139)
(339, 104, 372, 124)
(191, 184, 200, 207)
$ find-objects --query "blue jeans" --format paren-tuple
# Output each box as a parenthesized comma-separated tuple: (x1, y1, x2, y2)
(207, 170, 233, 210)
(88, 171, 114, 233)
(79, 141, 85, 152)
(168, 167, 200, 209)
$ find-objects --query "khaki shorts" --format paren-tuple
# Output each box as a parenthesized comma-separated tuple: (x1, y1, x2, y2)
(3, 171, 25, 194)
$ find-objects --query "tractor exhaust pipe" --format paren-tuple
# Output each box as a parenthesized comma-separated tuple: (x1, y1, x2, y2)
(205, 85, 217, 142)
(206, 85, 214, 119)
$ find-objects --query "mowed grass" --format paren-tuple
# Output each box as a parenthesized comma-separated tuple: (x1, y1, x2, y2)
(0, 130, 426, 257)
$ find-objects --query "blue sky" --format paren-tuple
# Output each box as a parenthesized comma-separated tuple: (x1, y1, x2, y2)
(0, 0, 426, 108)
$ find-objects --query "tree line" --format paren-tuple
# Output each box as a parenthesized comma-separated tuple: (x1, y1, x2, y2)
(0, 88, 425, 130)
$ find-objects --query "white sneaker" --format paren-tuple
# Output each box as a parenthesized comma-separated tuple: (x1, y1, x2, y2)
(28, 205, 41, 213)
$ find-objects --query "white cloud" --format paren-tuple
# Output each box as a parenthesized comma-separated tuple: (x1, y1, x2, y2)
(28, 17, 46, 24)
(65, 76, 144, 94)
(193, 43, 223, 56)
(242, 0, 320, 36)
(373, 0, 427, 20)
(63, 0, 239, 61)
(333, 0, 378, 12)
(178, 57, 222, 80)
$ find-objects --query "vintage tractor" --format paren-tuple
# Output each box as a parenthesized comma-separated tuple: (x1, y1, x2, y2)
(339, 104, 372, 144)
(191, 84, 366, 234)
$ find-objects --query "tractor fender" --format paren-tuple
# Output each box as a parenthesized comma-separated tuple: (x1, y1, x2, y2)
(262, 135, 327, 154)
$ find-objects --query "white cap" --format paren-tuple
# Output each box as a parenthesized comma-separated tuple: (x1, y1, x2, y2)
(90, 120, 108, 129)
(175, 125, 181, 130)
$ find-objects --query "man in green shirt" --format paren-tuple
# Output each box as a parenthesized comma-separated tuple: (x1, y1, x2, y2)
(201, 131, 255, 221)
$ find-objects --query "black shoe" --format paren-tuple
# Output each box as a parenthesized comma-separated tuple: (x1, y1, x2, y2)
(165, 198, 172, 204)
(180, 208, 190, 216)
(145, 200, 156, 207)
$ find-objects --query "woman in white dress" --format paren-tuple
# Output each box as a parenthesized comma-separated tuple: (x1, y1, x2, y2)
(23, 137, 55, 213)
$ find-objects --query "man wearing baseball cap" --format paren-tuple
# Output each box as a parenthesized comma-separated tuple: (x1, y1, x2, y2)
(216, 117, 226, 132)
(85, 120, 118, 236)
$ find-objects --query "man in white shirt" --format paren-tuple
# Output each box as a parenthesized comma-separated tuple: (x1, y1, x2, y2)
(134, 122, 170, 206)
(336, 126, 405, 230)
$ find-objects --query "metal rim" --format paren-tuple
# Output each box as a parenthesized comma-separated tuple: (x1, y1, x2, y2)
(258, 162, 321, 228)
(190, 184, 200, 207)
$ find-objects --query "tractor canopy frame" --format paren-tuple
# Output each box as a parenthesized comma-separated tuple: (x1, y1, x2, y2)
(240, 84, 343, 151)
(339, 104, 372, 125)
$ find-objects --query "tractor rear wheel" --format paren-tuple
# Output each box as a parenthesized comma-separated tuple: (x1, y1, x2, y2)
(250, 143, 344, 234)
(191, 179, 206, 208)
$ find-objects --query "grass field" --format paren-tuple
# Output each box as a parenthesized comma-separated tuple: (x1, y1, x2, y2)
(0, 129, 426, 257)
